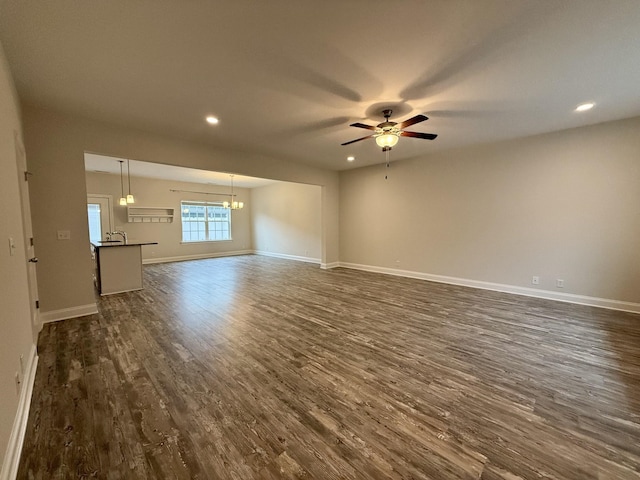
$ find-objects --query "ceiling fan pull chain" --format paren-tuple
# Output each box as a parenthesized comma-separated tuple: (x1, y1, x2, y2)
(384, 148, 390, 180)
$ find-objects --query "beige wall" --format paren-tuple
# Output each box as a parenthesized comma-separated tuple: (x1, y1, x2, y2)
(251, 182, 322, 261)
(22, 105, 339, 316)
(0, 42, 36, 471)
(86, 172, 252, 261)
(340, 116, 640, 304)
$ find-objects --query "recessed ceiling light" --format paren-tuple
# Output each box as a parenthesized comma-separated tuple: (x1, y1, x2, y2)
(575, 102, 595, 112)
(347, 156, 355, 162)
(206, 116, 219, 124)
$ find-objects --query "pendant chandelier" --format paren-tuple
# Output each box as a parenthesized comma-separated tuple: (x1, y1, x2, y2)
(126, 159, 135, 204)
(222, 174, 244, 210)
(118, 161, 127, 206)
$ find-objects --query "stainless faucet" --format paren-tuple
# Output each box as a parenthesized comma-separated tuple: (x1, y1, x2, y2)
(109, 231, 128, 244)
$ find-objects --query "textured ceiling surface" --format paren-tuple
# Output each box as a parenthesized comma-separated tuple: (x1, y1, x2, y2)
(1, 1, 639, 170)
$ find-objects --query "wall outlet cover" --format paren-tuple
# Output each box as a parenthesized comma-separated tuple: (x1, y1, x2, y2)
(57, 230, 71, 240)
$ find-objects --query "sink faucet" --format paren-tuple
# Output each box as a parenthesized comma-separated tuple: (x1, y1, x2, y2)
(109, 231, 128, 244)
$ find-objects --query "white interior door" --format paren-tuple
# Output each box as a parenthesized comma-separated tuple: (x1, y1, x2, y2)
(87, 194, 114, 243)
(15, 131, 41, 337)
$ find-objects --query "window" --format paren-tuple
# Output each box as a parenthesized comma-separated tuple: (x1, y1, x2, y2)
(87, 203, 102, 244)
(181, 201, 231, 242)
(87, 195, 113, 244)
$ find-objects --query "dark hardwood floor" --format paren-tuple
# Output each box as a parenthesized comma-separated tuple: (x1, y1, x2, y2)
(18, 255, 640, 479)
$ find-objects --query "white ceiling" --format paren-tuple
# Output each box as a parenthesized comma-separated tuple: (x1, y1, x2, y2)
(84, 153, 277, 188)
(2, 1, 640, 171)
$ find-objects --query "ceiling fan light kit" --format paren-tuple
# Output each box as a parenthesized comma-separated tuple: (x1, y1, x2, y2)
(375, 132, 399, 148)
(341, 109, 437, 150)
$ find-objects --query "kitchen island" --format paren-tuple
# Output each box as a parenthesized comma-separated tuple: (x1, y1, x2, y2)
(91, 241, 158, 295)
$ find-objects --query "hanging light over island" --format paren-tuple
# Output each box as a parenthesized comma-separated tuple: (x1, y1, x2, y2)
(118, 160, 127, 206)
(126, 159, 135, 204)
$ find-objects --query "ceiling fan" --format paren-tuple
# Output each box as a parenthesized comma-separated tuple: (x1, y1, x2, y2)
(341, 109, 437, 149)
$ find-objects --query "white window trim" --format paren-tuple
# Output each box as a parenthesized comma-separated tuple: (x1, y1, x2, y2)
(180, 200, 232, 243)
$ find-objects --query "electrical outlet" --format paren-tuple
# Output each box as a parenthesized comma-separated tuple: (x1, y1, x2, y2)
(57, 230, 71, 240)
(8, 237, 16, 256)
(532, 276, 540, 285)
(556, 279, 564, 288)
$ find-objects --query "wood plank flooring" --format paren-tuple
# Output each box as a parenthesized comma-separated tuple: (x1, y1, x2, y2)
(18, 255, 640, 479)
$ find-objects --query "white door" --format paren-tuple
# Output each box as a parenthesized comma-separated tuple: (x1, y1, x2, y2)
(87, 194, 114, 243)
(15, 131, 41, 337)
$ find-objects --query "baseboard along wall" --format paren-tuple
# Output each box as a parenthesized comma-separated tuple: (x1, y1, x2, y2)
(0, 344, 38, 480)
(142, 249, 254, 265)
(253, 250, 320, 265)
(39, 303, 98, 324)
(337, 262, 640, 314)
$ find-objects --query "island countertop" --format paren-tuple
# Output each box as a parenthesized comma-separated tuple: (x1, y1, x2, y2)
(91, 241, 158, 248)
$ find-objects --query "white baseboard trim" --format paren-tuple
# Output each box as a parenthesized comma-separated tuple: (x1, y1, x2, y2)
(321, 261, 340, 270)
(254, 250, 321, 265)
(339, 262, 640, 314)
(1, 344, 38, 480)
(143, 250, 253, 265)
(40, 303, 98, 323)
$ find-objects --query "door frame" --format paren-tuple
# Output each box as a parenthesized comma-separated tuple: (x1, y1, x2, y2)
(15, 131, 41, 337)
(87, 194, 114, 242)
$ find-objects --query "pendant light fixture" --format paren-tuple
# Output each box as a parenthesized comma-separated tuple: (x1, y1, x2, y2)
(222, 174, 244, 210)
(126, 159, 135, 204)
(118, 160, 127, 206)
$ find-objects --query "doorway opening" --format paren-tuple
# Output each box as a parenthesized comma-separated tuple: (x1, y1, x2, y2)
(87, 194, 114, 244)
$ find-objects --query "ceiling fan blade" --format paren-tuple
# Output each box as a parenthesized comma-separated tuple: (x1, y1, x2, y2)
(350, 122, 377, 131)
(341, 134, 374, 146)
(401, 131, 438, 140)
(399, 114, 428, 129)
